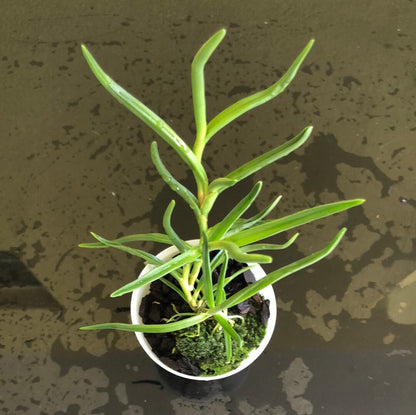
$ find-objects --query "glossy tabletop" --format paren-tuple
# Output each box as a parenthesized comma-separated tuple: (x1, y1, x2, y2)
(1, 1, 415, 414)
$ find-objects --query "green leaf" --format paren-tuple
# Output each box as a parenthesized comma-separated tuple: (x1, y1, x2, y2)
(221, 265, 256, 288)
(209, 240, 272, 264)
(160, 277, 189, 303)
(111, 247, 200, 297)
(225, 195, 283, 237)
(208, 250, 227, 274)
(212, 228, 347, 313)
(224, 330, 232, 363)
(215, 251, 228, 305)
(228, 199, 365, 246)
(81, 44, 208, 193)
(208, 182, 263, 241)
(225, 195, 282, 237)
(79, 232, 172, 249)
(80, 313, 209, 333)
(151, 141, 202, 224)
(84, 233, 183, 282)
(207, 178, 238, 194)
(241, 195, 282, 225)
(88, 232, 160, 265)
(205, 39, 314, 142)
(214, 314, 243, 346)
(192, 28, 226, 153)
(226, 126, 313, 183)
(163, 200, 189, 252)
(201, 232, 215, 308)
(241, 233, 299, 252)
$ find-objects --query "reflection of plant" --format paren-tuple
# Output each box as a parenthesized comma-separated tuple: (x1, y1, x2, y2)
(79, 29, 364, 363)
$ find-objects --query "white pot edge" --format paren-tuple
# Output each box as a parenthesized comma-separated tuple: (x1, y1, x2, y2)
(130, 242, 277, 381)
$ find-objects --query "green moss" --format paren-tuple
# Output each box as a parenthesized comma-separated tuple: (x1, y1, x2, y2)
(174, 313, 266, 376)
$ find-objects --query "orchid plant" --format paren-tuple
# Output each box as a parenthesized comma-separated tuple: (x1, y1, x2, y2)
(79, 29, 364, 363)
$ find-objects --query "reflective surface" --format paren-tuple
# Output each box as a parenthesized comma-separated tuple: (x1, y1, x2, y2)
(1, 1, 415, 414)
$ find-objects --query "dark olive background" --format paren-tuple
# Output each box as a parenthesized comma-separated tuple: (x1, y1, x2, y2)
(1, 1, 415, 414)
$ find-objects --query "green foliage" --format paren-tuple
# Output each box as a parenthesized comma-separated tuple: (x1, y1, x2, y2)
(175, 313, 266, 376)
(79, 29, 365, 372)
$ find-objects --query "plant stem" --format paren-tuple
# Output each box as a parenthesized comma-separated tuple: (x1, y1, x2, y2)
(189, 261, 202, 287)
(178, 277, 197, 310)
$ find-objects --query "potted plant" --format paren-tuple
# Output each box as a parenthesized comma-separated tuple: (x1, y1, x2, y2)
(79, 29, 364, 380)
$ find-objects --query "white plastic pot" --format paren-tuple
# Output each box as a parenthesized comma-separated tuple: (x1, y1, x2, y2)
(130, 241, 277, 381)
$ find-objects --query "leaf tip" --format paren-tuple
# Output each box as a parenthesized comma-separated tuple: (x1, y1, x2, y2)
(215, 28, 227, 38)
(332, 227, 348, 246)
(350, 198, 366, 207)
(90, 232, 102, 242)
(80, 44, 90, 58)
(110, 290, 122, 298)
(79, 325, 92, 331)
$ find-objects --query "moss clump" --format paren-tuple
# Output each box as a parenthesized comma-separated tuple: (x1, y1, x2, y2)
(174, 313, 266, 376)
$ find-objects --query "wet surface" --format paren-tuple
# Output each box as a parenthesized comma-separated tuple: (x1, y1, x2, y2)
(1, 1, 415, 414)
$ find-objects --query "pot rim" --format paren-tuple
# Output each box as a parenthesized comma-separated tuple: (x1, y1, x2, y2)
(130, 241, 277, 381)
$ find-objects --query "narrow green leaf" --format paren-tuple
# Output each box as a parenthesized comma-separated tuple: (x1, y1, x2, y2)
(225, 195, 282, 237)
(151, 141, 202, 224)
(210, 240, 272, 264)
(214, 314, 242, 346)
(85, 233, 182, 282)
(205, 39, 314, 142)
(208, 182, 263, 241)
(224, 330, 232, 363)
(79, 232, 172, 249)
(80, 313, 209, 333)
(201, 232, 215, 308)
(207, 178, 238, 194)
(228, 199, 365, 246)
(241, 233, 299, 252)
(210, 250, 226, 274)
(226, 126, 312, 183)
(163, 200, 189, 252)
(81, 45, 208, 192)
(222, 265, 256, 287)
(242, 195, 282, 225)
(88, 232, 189, 283)
(192, 29, 226, 151)
(160, 277, 189, 303)
(212, 228, 347, 313)
(202, 125, 310, 214)
(215, 251, 228, 305)
(111, 248, 200, 297)
(89, 232, 160, 264)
